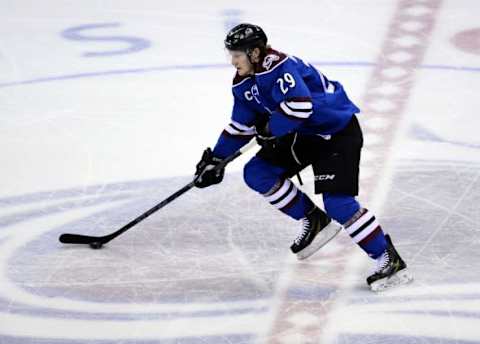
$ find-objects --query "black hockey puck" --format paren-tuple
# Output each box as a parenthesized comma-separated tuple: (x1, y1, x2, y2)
(89, 242, 103, 249)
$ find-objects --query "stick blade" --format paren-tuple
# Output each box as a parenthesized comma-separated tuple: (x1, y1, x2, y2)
(59, 233, 101, 244)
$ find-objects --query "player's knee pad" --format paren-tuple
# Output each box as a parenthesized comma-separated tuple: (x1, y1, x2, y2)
(323, 193, 360, 224)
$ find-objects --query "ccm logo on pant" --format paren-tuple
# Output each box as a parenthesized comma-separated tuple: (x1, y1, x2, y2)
(315, 174, 336, 181)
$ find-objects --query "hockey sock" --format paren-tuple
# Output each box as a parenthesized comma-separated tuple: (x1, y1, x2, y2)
(344, 208, 387, 259)
(263, 178, 314, 220)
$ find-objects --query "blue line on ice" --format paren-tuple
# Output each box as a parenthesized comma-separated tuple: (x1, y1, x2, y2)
(0, 62, 479, 89)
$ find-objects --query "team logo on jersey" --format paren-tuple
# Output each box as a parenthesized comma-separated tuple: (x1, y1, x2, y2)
(262, 54, 280, 70)
(245, 85, 261, 104)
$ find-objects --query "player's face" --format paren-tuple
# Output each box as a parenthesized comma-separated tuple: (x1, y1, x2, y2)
(228, 50, 254, 76)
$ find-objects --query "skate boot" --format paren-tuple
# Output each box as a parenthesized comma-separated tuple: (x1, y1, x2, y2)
(367, 234, 413, 292)
(290, 207, 343, 260)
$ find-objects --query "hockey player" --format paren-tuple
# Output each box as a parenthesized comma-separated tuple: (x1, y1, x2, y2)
(194, 23, 412, 291)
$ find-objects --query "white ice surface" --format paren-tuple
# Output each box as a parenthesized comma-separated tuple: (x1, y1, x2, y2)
(1, 1, 480, 343)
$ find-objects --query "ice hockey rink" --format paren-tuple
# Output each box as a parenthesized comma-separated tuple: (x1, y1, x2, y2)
(1, 0, 479, 343)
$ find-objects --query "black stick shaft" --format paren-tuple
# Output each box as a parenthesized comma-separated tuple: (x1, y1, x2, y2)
(59, 140, 256, 246)
(103, 181, 196, 243)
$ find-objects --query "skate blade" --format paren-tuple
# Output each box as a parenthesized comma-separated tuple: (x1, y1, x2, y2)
(370, 269, 414, 292)
(296, 221, 343, 260)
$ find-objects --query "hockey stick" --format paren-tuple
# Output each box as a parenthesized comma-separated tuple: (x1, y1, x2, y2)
(59, 140, 257, 249)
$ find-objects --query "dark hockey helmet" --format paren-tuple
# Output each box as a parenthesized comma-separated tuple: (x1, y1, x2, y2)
(224, 23, 267, 51)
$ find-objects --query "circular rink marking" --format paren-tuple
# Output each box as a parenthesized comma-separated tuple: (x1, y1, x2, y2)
(0, 181, 271, 341)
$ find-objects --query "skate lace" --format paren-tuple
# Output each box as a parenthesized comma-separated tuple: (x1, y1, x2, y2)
(294, 218, 311, 245)
(373, 250, 390, 274)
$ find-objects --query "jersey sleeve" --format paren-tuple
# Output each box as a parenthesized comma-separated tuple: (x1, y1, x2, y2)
(212, 92, 257, 159)
(268, 59, 313, 137)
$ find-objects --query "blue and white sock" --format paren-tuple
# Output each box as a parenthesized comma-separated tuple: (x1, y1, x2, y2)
(344, 208, 387, 259)
(263, 179, 314, 220)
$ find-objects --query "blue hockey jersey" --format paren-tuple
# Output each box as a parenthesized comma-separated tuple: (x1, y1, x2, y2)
(213, 49, 360, 158)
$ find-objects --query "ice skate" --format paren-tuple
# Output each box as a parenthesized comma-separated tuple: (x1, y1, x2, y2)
(367, 234, 413, 292)
(290, 207, 343, 260)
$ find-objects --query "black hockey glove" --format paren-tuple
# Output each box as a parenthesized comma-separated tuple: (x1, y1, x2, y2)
(194, 148, 225, 188)
(255, 121, 278, 152)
